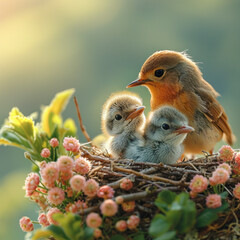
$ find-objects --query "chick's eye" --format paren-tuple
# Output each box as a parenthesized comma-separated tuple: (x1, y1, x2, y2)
(115, 114, 122, 120)
(154, 69, 165, 78)
(162, 123, 170, 130)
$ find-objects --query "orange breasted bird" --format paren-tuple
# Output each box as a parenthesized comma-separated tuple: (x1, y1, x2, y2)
(127, 50, 235, 154)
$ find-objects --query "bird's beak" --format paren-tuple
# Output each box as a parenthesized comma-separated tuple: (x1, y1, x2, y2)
(174, 126, 195, 134)
(127, 78, 153, 88)
(126, 106, 145, 120)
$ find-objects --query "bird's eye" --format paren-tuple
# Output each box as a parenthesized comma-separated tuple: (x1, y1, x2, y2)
(162, 123, 170, 130)
(154, 69, 165, 78)
(115, 114, 122, 121)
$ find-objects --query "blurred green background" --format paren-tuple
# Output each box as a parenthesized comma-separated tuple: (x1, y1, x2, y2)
(0, 0, 240, 239)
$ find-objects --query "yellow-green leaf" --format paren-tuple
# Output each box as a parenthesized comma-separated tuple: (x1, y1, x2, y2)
(9, 115, 35, 139)
(0, 138, 23, 148)
(41, 89, 75, 137)
(63, 118, 77, 137)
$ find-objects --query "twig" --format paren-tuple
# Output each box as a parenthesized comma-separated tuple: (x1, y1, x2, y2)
(74, 96, 93, 145)
(113, 166, 189, 186)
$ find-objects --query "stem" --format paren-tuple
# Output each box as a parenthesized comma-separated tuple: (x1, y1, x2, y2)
(35, 190, 48, 195)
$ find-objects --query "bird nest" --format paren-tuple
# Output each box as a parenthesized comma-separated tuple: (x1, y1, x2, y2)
(78, 144, 240, 240)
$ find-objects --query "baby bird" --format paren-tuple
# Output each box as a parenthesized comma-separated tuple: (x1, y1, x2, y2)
(101, 92, 145, 158)
(127, 50, 235, 155)
(125, 106, 194, 164)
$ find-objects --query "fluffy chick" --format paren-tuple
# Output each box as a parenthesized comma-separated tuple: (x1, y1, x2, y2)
(101, 91, 145, 158)
(126, 106, 194, 164)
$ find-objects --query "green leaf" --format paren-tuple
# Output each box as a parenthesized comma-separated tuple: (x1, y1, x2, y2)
(196, 210, 218, 228)
(149, 214, 170, 237)
(155, 190, 177, 212)
(0, 127, 31, 149)
(46, 224, 70, 240)
(110, 234, 126, 240)
(220, 191, 228, 199)
(196, 201, 229, 228)
(133, 233, 145, 240)
(177, 199, 196, 234)
(154, 231, 176, 240)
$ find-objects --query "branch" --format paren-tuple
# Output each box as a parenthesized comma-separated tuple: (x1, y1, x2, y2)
(74, 96, 93, 145)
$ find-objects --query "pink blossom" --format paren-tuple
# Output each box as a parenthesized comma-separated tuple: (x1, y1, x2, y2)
(47, 208, 61, 225)
(74, 157, 91, 175)
(24, 172, 40, 196)
(19, 216, 34, 232)
(65, 187, 74, 197)
(209, 168, 229, 186)
(60, 170, 73, 182)
(121, 201, 135, 212)
(235, 152, 240, 165)
(41, 148, 51, 158)
(115, 220, 127, 232)
(49, 138, 59, 148)
(206, 194, 222, 208)
(38, 213, 50, 227)
(127, 215, 140, 230)
(63, 137, 80, 152)
(70, 175, 86, 192)
(189, 175, 208, 193)
(233, 183, 240, 200)
(218, 145, 235, 162)
(30, 189, 48, 210)
(65, 203, 78, 213)
(86, 213, 102, 228)
(115, 196, 124, 204)
(57, 156, 74, 172)
(97, 185, 114, 199)
(47, 187, 65, 205)
(218, 163, 231, 175)
(120, 178, 133, 190)
(41, 162, 59, 184)
(39, 161, 47, 169)
(75, 200, 88, 211)
(100, 199, 118, 216)
(84, 179, 99, 197)
(233, 164, 240, 175)
(189, 191, 198, 199)
(93, 228, 102, 238)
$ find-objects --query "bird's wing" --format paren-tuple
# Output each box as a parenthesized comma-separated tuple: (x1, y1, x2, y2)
(196, 88, 235, 145)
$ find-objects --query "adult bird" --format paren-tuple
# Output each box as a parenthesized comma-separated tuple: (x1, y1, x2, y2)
(101, 91, 145, 158)
(125, 106, 194, 163)
(127, 50, 235, 155)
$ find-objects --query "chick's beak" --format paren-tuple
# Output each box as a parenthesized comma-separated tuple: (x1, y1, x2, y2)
(127, 78, 153, 88)
(174, 126, 195, 134)
(126, 106, 145, 120)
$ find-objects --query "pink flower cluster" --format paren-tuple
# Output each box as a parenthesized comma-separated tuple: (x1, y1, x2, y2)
(63, 137, 80, 152)
(218, 145, 235, 162)
(97, 185, 114, 199)
(209, 166, 230, 186)
(74, 157, 91, 175)
(206, 194, 222, 208)
(38, 213, 50, 227)
(19, 217, 34, 232)
(86, 212, 102, 228)
(24, 173, 40, 197)
(189, 175, 208, 197)
(115, 215, 140, 232)
(120, 178, 133, 190)
(233, 152, 240, 175)
(100, 199, 118, 216)
(233, 183, 240, 200)
(121, 201, 135, 212)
